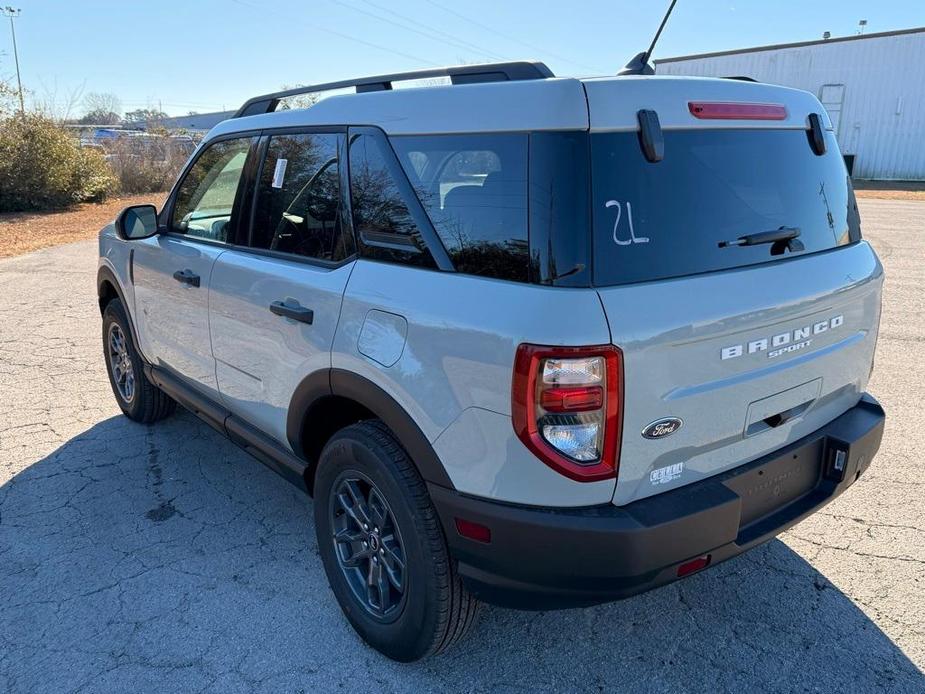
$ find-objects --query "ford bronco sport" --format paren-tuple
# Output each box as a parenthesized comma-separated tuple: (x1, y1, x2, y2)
(97, 61, 885, 662)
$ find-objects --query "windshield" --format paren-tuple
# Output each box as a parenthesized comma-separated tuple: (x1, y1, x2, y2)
(591, 128, 859, 286)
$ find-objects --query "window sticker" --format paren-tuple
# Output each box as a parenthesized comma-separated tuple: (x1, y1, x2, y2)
(271, 158, 288, 189)
(605, 199, 649, 245)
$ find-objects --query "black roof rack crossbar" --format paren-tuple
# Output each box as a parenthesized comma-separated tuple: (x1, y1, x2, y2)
(233, 61, 555, 118)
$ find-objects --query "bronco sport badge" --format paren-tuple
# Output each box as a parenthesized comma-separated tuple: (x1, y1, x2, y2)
(720, 315, 844, 361)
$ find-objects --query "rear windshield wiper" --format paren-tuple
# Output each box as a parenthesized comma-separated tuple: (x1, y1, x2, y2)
(719, 226, 803, 255)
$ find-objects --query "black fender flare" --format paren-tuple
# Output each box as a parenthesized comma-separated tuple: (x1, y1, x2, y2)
(287, 368, 455, 490)
(97, 265, 145, 355)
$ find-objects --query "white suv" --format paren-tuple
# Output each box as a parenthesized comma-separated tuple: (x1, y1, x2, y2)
(97, 62, 886, 661)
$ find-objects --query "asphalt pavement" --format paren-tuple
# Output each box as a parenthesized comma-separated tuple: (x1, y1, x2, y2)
(0, 198, 922, 693)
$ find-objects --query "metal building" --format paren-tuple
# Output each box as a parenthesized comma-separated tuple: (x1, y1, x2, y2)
(655, 27, 925, 180)
(155, 110, 236, 133)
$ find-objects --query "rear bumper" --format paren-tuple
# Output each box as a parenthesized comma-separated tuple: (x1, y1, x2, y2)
(429, 394, 885, 610)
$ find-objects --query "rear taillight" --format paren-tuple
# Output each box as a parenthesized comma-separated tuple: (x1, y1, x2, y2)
(688, 101, 787, 120)
(512, 344, 623, 482)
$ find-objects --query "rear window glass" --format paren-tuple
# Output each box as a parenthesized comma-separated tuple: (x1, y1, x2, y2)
(591, 129, 857, 286)
(391, 133, 529, 282)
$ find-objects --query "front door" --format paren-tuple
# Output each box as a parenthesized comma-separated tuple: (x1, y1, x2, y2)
(209, 130, 356, 446)
(133, 135, 257, 397)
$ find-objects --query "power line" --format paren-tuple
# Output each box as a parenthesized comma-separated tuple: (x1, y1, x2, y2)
(229, 0, 440, 68)
(422, 0, 605, 73)
(329, 0, 507, 61)
(356, 0, 511, 62)
(121, 101, 228, 108)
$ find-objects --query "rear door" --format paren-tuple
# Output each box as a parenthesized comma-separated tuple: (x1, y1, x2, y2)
(209, 130, 355, 447)
(133, 135, 256, 397)
(583, 78, 883, 505)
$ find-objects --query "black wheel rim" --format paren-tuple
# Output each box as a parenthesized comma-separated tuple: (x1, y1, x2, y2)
(107, 323, 135, 403)
(330, 472, 407, 621)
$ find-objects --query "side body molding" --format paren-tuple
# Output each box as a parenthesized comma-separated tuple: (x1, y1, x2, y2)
(287, 368, 455, 491)
(101, 263, 454, 495)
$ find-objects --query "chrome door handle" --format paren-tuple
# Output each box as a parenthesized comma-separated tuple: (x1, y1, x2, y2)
(269, 300, 314, 324)
(172, 269, 200, 287)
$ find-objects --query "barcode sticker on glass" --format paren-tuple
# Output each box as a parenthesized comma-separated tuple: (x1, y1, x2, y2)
(272, 158, 288, 188)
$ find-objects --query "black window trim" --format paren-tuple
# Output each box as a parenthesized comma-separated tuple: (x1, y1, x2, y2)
(162, 126, 361, 271)
(242, 126, 358, 270)
(159, 125, 476, 274)
(346, 125, 455, 273)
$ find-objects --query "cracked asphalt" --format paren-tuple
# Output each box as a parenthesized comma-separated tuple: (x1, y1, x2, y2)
(1, 198, 923, 693)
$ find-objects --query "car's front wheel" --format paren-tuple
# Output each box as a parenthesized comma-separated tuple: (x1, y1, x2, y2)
(313, 420, 479, 661)
(102, 298, 175, 423)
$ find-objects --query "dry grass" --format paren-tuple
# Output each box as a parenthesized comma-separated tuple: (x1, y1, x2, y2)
(0, 194, 166, 258)
(853, 180, 925, 201)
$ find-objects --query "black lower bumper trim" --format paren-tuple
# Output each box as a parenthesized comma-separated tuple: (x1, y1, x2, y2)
(429, 394, 885, 610)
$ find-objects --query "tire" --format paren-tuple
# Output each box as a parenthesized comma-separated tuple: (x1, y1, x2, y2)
(102, 298, 176, 424)
(314, 420, 480, 662)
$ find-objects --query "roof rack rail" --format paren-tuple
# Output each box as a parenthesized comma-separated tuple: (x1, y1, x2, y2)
(233, 61, 555, 118)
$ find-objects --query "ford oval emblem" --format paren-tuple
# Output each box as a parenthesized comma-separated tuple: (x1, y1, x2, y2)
(642, 418, 683, 439)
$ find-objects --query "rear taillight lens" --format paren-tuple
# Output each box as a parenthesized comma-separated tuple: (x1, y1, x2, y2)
(512, 344, 623, 482)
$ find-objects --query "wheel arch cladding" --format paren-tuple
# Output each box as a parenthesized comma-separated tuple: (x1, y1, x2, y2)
(97, 266, 122, 314)
(97, 266, 145, 356)
(288, 369, 455, 495)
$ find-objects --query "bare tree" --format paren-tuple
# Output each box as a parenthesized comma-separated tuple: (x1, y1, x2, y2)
(80, 91, 123, 124)
(124, 107, 168, 125)
(0, 77, 16, 117)
(276, 85, 320, 111)
(34, 78, 85, 122)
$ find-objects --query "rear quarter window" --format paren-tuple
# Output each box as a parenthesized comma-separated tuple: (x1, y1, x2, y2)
(391, 133, 529, 282)
(591, 129, 857, 286)
(348, 131, 438, 269)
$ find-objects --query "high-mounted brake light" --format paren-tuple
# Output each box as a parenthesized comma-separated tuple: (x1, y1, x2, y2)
(512, 344, 623, 482)
(688, 102, 787, 120)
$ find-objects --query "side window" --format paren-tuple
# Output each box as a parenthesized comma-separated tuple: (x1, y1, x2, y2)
(250, 132, 354, 262)
(171, 137, 255, 242)
(347, 132, 436, 269)
(392, 133, 529, 282)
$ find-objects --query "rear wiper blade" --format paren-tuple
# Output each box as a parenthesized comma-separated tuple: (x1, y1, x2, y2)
(719, 226, 801, 249)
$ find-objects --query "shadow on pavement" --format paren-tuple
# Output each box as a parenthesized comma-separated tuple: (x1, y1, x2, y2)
(1, 413, 922, 693)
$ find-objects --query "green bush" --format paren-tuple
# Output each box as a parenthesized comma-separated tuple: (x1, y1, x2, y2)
(0, 114, 116, 212)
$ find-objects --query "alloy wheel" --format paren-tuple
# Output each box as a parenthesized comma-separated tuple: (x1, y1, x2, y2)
(330, 473, 407, 620)
(107, 323, 135, 403)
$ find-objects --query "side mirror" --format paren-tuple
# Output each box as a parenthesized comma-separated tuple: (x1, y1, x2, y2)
(115, 204, 160, 240)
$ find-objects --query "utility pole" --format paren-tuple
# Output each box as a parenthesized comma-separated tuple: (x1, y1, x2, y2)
(2, 6, 24, 113)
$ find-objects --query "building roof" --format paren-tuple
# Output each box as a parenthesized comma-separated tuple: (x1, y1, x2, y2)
(655, 25, 925, 64)
(156, 110, 236, 131)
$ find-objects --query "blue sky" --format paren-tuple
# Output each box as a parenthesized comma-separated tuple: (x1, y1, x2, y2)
(1, 0, 923, 116)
